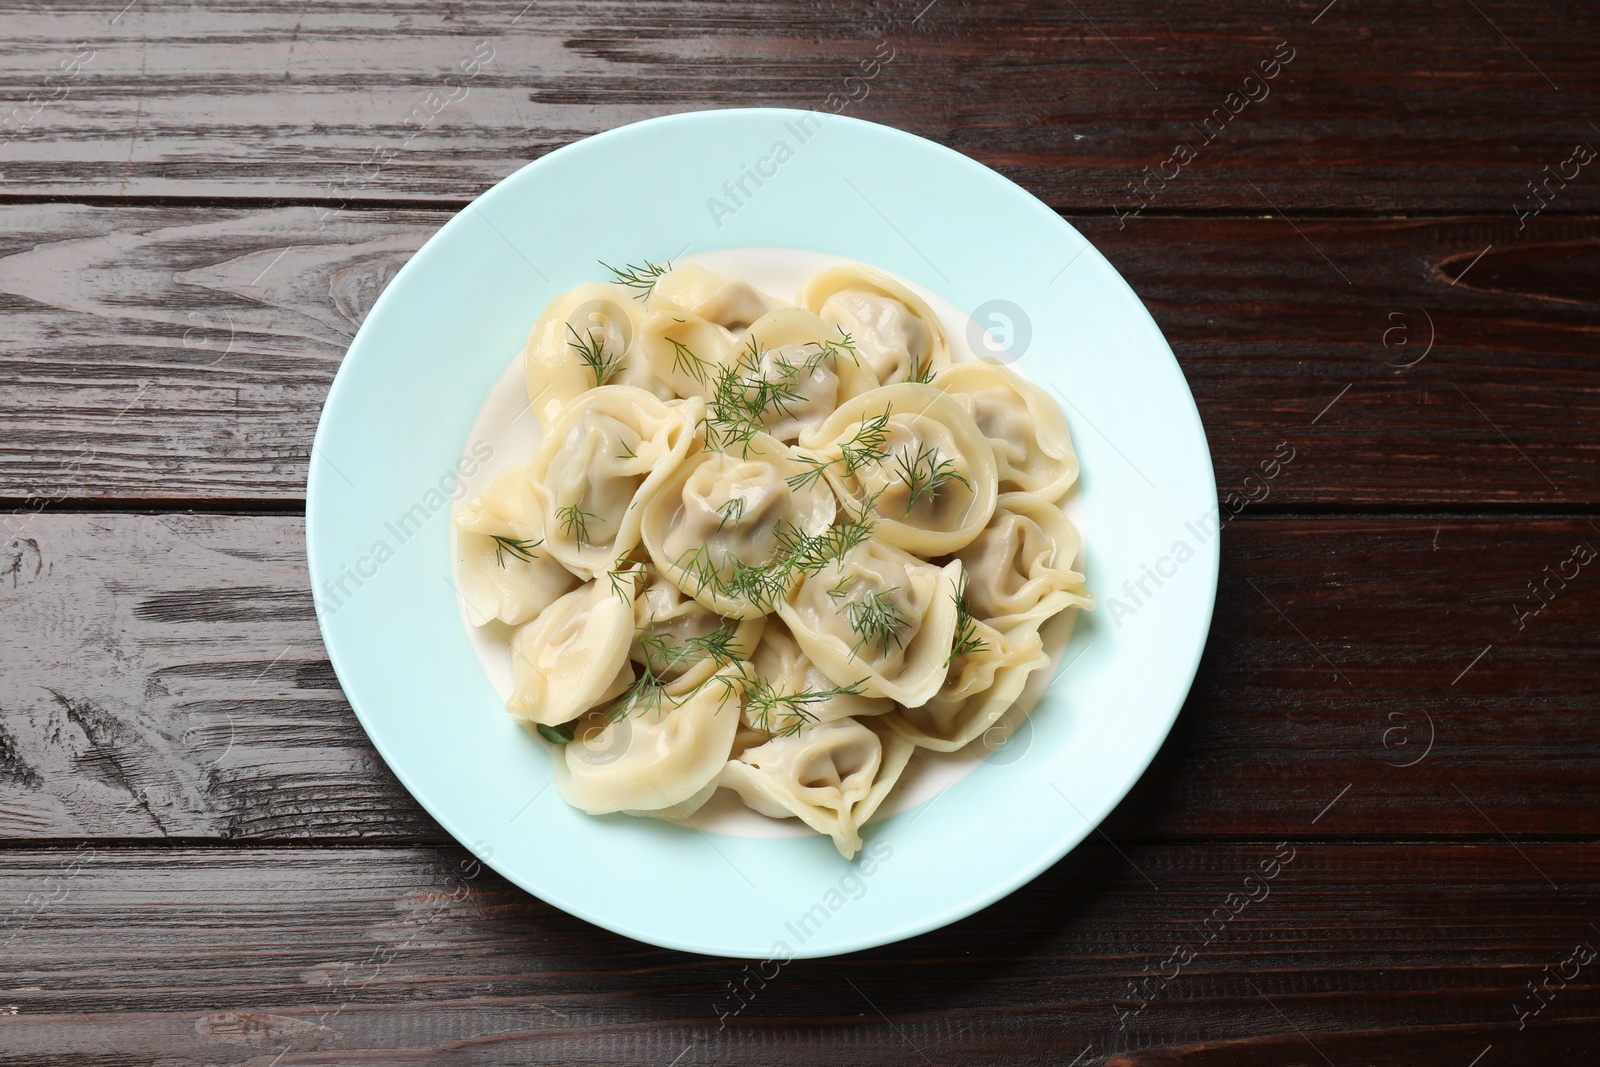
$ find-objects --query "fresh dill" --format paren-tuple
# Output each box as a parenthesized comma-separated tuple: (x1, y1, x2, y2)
(615, 437, 638, 461)
(489, 534, 543, 567)
(667, 337, 715, 387)
(945, 569, 989, 668)
(743, 675, 868, 737)
(907, 354, 936, 384)
(668, 494, 880, 613)
(556, 503, 601, 547)
(784, 406, 894, 492)
(785, 454, 834, 492)
(840, 407, 894, 473)
(894, 442, 969, 516)
(715, 495, 747, 532)
(606, 555, 647, 601)
(566, 322, 625, 388)
(600, 258, 671, 300)
(537, 722, 574, 744)
(703, 337, 792, 453)
(846, 588, 909, 659)
(802, 329, 859, 371)
(610, 622, 745, 721)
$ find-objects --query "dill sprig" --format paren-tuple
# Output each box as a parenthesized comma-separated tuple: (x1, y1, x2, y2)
(716, 495, 747, 532)
(556, 503, 601, 547)
(703, 337, 803, 453)
(489, 535, 543, 567)
(907, 354, 936, 384)
(742, 675, 868, 737)
(669, 493, 880, 613)
(600, 258, 671, 300)
(841, 407, 894, 473)
(785, 406, 894, 492)
(610, 622, 745, 721)
(845, 588, 910, 659)
(667, 337, 716, 387)
(566, 322, 625, 388)
(606, 555, 647, 601)
(945, 568, 989, 668)
(802, 329, 859, 370)
(704, 334, 867, 454)
(893, 441, 969, 516)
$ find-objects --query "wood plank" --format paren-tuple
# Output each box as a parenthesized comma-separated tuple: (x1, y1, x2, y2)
(2, 513, 1595, 842)
(0, 842, 1595, 1064)
(1, 204, 1595, 505)
(0, 2, 1596, 211)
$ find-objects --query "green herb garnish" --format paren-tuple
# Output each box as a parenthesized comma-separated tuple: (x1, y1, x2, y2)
(556, 503, 601, 547)
(601, 258, 671, 300)
(566, 322, 625, 387)
(537, 723, 575, 744)
(490, 535, 543, 567)
(945, 568, 988, 668)
(893, 441, 968, 516)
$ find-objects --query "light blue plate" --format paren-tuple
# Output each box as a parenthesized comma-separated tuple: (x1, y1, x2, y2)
(306, 108, 1217, 960)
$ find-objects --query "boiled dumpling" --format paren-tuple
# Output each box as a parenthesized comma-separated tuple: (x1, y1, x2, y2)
(632, 568, 765, 694)
(714, 307, 880, 444)
(554, 664, 745, 816)
(799, 263, 949, 385)
(523, 282, 666, 431)
(776, 539, 962, 707)
(640, 432, 836, 618)
(636, 307, 740, 400)
(886, 620, 1050, 751)
(955, 497, 1093, 638)
(453, 461, 580, 626)
(798, 382, 998, 556)
(934, 361, 1079, 503)
(719, 715, 913, 859)
(527, 385, 704, 580)
(506, 578, 637, 727)
(743, 616, 894, 733)
(647, 262, 778, 332)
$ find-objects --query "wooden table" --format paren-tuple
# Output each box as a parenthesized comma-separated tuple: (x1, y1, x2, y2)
(3, 2, 1597, 1063)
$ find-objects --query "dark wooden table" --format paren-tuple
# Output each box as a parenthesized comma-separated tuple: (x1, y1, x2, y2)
(3, 2, 1598, 1063)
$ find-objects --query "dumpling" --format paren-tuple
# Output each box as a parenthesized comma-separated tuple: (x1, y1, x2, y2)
(709, 308, 879, 444)
(799, 264, 950, 385)
(640, 432, 836, 619)
(743, 616, 894, 733)
(632, 568, 765, 694)
(553, 664, 745, 816)
(647, 262, 778, 332)
(527, 385, 705, 579)
(506, 579, 637, 727)
(934, 361, 1079, 502)
(522, 282, 666, 431)
(954, 497, 1093, 637)
(776, 539, 962, 707)
(636, 307, 739, 400)
(798, 382, 998, 556)
(719, 716, 913, 859)
(886, 620, 1050, 751)
(453, 461, 580, 626)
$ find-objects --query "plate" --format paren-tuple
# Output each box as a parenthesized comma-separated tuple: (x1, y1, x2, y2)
(306, 108, 1218, 959)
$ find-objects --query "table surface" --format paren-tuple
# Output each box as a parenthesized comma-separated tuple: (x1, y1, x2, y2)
(2, 2, 1598, 1064)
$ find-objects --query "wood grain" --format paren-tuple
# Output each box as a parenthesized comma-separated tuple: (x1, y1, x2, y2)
(0, 842, 1595, 1065)
(0, 2, 1596, 212)
(3, 512, 1594, 842)
(1, 204, 1595, 506)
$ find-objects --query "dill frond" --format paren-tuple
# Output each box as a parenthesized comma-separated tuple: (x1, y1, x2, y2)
(600, 258, 671, 300)
(489, 535, 543, 567)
